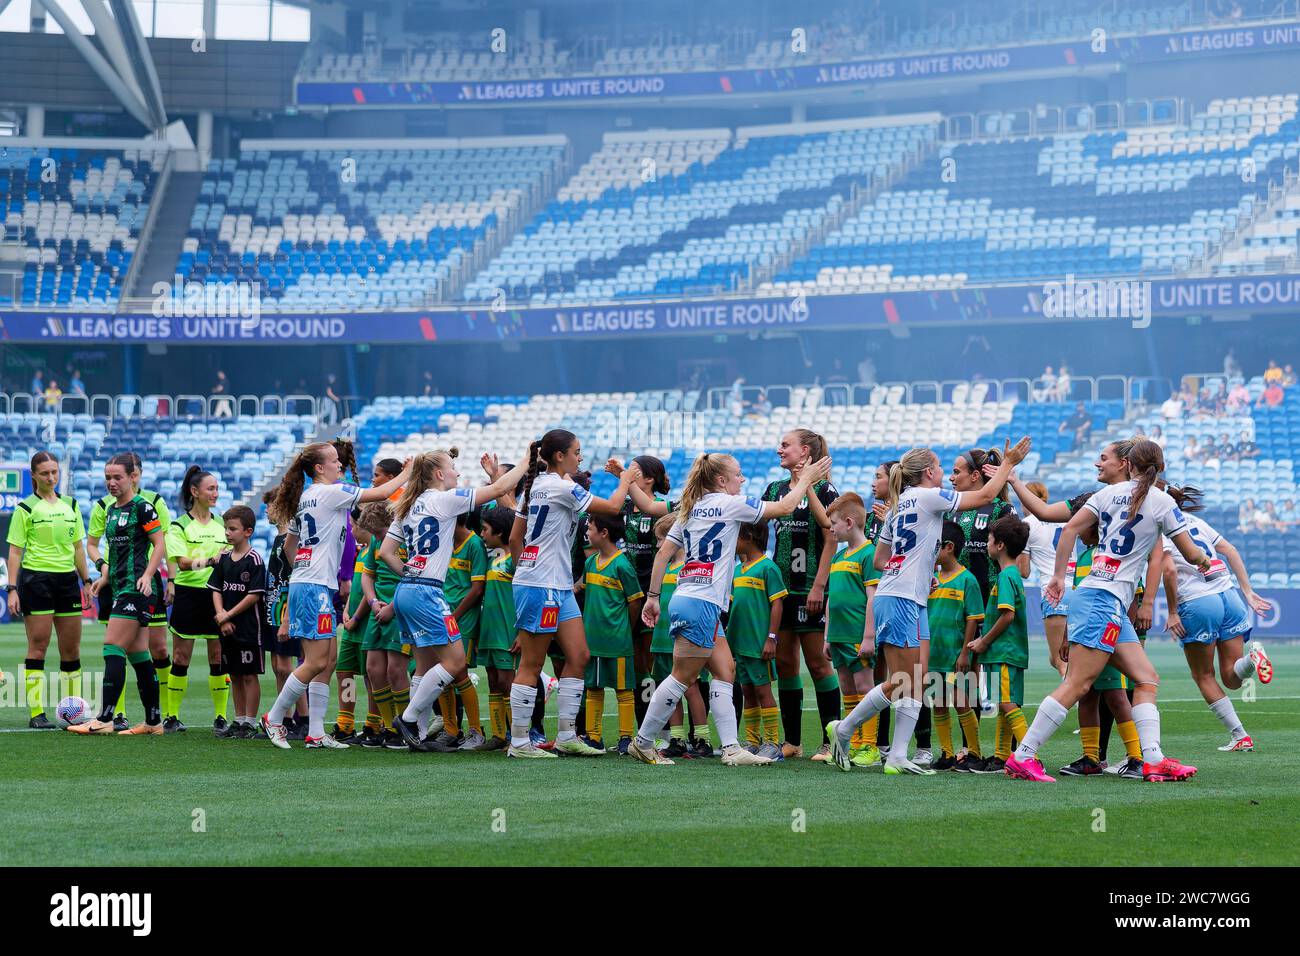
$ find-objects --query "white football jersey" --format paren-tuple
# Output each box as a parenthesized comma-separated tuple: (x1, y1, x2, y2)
(1079, 480, 1187, 606)
(876, 486, 963, 604)
(1025, 513, 1068, 584)
(288, 482, 362, 587)
(666, 492, 765, 609)
(387, 487, 477, 582)
(1163, 513, 1233, 603)
(513, 472, 593, 590)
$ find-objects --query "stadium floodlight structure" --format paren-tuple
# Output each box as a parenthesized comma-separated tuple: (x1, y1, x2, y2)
(29, 0, 168, 134)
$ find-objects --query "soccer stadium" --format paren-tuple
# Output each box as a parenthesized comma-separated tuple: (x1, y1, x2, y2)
(1, 0, 1298, 888)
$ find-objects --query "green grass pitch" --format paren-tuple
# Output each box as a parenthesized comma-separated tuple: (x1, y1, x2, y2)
(2, 622, 1296, 866)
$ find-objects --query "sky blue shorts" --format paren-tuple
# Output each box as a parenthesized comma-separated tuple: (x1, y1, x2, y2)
(392, 579, 460, 648)
(288, 582, 337, 642)
(1067, 587, 1138, 655)
(1220, 588, 1253, 641)
(874, 595, 929, 649)
(1040, 587, 1070, 619)
(1180, 589, 1252, 644)
(668, 593, 724, 650)
(513, 585, 580, 635)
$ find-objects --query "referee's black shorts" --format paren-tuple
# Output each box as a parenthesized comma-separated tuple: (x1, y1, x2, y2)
(170, 583, 219, 639)
(17, 570, 83, 617)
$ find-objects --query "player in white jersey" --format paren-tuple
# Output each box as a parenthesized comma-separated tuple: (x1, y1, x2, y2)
(1021, 482, 1071, 677)
(1008, 439, 1211, 783)
(260, 442, 412, 750)
(627, 451, 832, 767)
(378, 449, 529, 751)
(506, 429, 638, 759)
(1158, 483, 1273, 751)
(825, 439, 1029, 775)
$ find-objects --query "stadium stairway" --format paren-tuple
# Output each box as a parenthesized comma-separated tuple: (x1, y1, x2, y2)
(127, 171, 207, 299)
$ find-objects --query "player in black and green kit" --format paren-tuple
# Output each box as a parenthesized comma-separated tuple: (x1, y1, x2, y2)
(731, 521, 788, 761)
(334, 516, 371, 743)
(6, 451, 92, 728)
(581, 514, 644, 753)
(964, 515, 1031, 774)
(86, 450, 172, 731)
(69, 453, 166, 736)
(762, 429, 839, 759)
(926, 520, 986, 771)
(478, 506, 518, 750)
(822, 493, 880, 766)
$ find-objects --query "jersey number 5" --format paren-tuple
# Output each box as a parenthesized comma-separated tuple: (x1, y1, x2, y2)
(892, 512, 918, 555)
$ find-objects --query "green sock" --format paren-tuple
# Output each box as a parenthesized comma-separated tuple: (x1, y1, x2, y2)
(670, 724, 687, 741)
(209, 673, 230, 720)
(115, 683, 127, 718)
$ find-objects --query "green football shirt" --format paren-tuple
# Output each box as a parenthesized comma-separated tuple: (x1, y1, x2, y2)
(728, 555, 788, 658)
(445, 532, 488, 637)
(479, 552, 516, 652)
(166, 511, 228, 587)
(7, 493, 85, 573)
(650, 562, 682, 654)
(1072, 545, 1093, 589)
(982, 563, 1029, 668)
(927, 565, 985, 672)
(344, 548, 368, 620)
(583, 550, 643, 658)
(361, 537, 403, 604)
(90, 489, 171, 569)
(104, 496, 163, 594)
(826, 541, 877, 644)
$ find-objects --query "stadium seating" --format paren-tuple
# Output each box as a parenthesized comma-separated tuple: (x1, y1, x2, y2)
(462, 119, 937, 305)
(179, 142, 565, 312)
(767, 95, 1297, 293)
(1, 146, 159, 307)
(1, 411, 314, 559)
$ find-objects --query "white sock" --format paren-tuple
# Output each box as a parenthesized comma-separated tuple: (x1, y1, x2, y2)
(1013, 695, 1068, 760)
(1131, 701, 1165, 764)
(509, 682, 538, 747)
(555, 676, 583, 742)
(268, 673, 308, 726)
(307, 681, 329, 739)
(836, 684, 890, 746)
(636, 675, 686, 748)
(1233, 653, 1256, 680)
(886, 697, 921, 764)
(1209, 696, 1246, 738)
(405, 664, 453, 723)
(410, 674, 430, 737)
(708, 680, 739, 749)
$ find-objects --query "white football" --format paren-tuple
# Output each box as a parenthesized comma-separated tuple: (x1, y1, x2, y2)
(56, 696, 92, 727)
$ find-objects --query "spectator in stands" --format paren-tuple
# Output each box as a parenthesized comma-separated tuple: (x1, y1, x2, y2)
(421, 370, 438, 397)
(730, 376, 746, 418)
(1160, 392, 1184, 420)
(1263, 501, 1286, 531)
(1280, 499, 1298, 527)
(1236, 430, 1260, 460)
(1257, 380, 1285, 408)
(1147, 424, 1165, 448)
(68, 370, 85, 397)
(1196, 386, 1221, 418)
(1264, 360, 1284, 386)
(1034, 365, 1057, 402)
(856, 354, 877, 388)
(1059, 401, 1091, 449)
(322, 373, 341, 426)
(212, 369, 233, 419)
(1285, 364, 1298, 388)
(1055, 365, 1072, 402)
(42, 379, 62, 412)
(1223, 347, 1242, 380)
(30, 369, 43, 400)
(746, 388, 773, 420)
(1184, 434, 1203, 462)
(1227, 379, 1251, 414)
(1238, 498, 1258, 534)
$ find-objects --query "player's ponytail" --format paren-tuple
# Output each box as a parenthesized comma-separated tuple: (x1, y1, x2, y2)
(676, 452, 736, 525)
(789, 428, 829, 469)
(392, 449, 457, 521)
(1164, 482, 1204, 514)
(521, 429, 577, 511)
(1124, 439, 1164, 529)
(632, 455, 670, 495)
(180, 464, 213, 514)
(267, 442, 330, 527)
(332, 439, 358, 485)
(521, 440, 543, 511)
(887, 447, 934, 513)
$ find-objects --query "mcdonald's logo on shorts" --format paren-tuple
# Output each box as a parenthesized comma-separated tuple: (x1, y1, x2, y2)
(540, 605, 559, 630)
(1101, 621, 1120, 648)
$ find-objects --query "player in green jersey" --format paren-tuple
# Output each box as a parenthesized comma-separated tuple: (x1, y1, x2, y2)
(864, 460, 898, 753)
(164, 466, 230, 734)
(436, 512, 488, 750)
(68, 453, 166, 736)
(359, 502, 411, 751)
(6, 451, 93, 728)
(822, 493, 881, 766)
(86, 450, 172, 731)
(926, 520, 986, 772)
(580, 514, 644, 753)
(334, 513, 371, 744)
(478, 506, 518, 750)
(965, 515, 1031, 774)
(731, 521, 788, 761)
